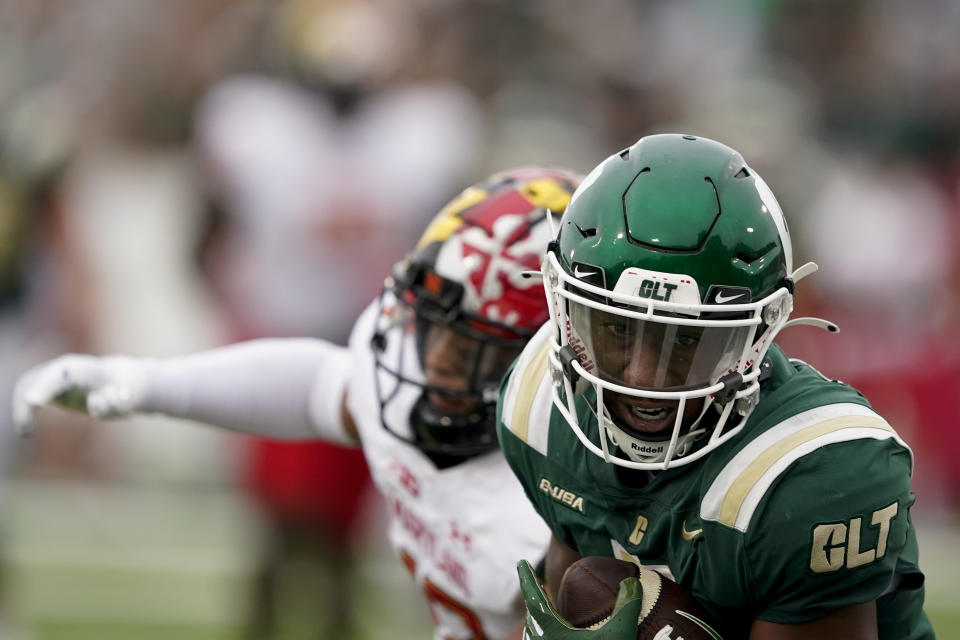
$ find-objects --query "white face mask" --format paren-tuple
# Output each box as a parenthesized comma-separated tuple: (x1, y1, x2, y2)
(599, 403, 708, 465)
(542, 251, 800, 470)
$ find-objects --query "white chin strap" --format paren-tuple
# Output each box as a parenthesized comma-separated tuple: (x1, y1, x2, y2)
(599, 406, 706, 465)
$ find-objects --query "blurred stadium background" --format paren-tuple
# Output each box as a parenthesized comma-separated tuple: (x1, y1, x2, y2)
(0, 0, 958, 638)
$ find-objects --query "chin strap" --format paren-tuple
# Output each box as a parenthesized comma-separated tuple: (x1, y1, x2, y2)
(601, 408, 707, 465)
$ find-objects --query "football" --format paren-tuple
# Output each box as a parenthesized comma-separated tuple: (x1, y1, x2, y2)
(555, 556, 722, 639)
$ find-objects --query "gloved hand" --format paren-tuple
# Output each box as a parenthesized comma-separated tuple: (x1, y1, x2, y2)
(12, 354, 150, 435)
(517, 560, 648, 639)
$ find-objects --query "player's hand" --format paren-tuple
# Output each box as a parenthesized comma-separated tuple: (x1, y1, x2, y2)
(517, 560, 647, 639)
(12, 354, 149, 436)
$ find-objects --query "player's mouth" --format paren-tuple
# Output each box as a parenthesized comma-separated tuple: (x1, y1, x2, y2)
(608, 395, 677, 435)
(427, 392, 480, 416)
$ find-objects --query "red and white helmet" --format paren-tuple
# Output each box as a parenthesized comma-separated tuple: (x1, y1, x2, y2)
(373, 167, 581, 464)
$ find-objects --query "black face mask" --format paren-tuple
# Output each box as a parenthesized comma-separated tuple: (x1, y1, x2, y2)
(371, 267, 530, 468)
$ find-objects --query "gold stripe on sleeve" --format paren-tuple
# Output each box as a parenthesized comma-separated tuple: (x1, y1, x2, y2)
(717, 415, 894, 528)
(508, 342, 551, 444)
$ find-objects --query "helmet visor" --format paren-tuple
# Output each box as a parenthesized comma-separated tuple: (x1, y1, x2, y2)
(569, 301, 752, 391)
(383, 267, 531, 411)
(420, 323, 524, 399)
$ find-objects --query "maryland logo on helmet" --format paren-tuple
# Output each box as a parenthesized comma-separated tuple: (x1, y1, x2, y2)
(375, 167, 581, 461)
(414, 167, 581, 332)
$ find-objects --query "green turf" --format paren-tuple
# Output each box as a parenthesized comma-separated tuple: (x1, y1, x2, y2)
(32, 620, 241, 640)
(927, 607, 960, 638)
(27, 605, 960, 640)
(3, 480, 956, 639)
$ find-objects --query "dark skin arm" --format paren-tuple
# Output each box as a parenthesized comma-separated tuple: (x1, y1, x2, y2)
(544, 534, 583, 601)
(545, 535, 879, 639)
(749, 602, 878, 639)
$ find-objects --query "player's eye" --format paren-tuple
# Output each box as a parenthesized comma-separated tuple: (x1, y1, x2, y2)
(675, 334, 698, 347)
(602, 322, 634, 339)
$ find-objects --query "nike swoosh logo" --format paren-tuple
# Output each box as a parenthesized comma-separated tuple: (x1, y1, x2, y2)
(681, 520, 702, 541)
(713, 291, 745, 304)
(573, 265, 598, 278)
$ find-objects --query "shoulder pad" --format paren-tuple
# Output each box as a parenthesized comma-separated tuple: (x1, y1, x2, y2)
(701, 402, 908, 532)
(500, 324, 554, 455)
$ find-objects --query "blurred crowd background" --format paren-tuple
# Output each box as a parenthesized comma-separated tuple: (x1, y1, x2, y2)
(0, 0, 958, 638)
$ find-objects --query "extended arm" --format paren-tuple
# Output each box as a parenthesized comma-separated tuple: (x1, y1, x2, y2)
(12, 338, 359, 445)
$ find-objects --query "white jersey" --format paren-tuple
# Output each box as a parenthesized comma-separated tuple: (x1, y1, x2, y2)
(344, 300, 551, 640)
(192, 74, 486, 339)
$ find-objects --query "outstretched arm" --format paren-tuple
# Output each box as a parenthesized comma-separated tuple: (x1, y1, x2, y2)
(12, 338, 360, 446)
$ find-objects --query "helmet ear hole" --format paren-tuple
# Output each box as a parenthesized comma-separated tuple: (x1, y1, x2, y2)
(762, 296, 793, 327)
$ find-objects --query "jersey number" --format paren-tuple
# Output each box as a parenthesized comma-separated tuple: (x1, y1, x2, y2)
(401, 551, 488, 640)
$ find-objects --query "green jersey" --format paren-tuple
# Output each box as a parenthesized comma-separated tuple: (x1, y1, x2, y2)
(497, 325, 932, 639)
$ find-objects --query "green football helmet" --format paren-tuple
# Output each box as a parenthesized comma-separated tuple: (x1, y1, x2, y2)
(543, 133, 829, 470)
